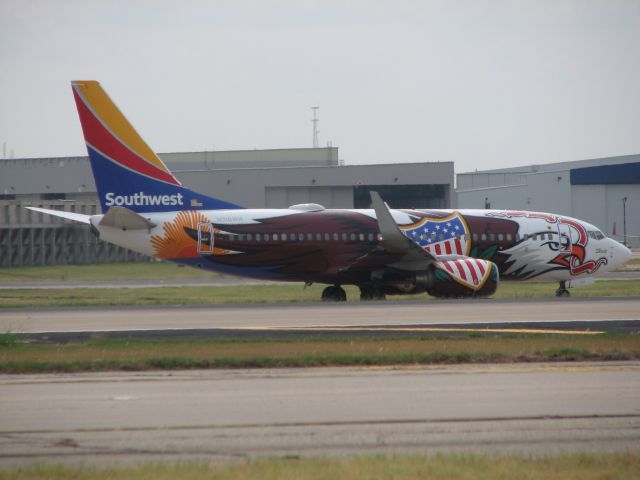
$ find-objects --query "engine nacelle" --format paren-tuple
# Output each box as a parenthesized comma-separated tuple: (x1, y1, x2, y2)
(426, 258, 499, 298)
(380, 258, 499, 298)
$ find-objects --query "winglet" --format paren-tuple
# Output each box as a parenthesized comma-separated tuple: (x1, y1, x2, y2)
(370, 191, 413, 252)
(370, 191, 435, 268)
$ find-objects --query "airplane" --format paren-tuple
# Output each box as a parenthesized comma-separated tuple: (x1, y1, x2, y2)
(28, 81, 633, 300)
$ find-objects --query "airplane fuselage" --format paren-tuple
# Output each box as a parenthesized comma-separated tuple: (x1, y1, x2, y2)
(91, 205, 628, 289)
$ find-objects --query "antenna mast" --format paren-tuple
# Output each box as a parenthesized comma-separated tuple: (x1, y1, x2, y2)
(311, 106, 319, 148)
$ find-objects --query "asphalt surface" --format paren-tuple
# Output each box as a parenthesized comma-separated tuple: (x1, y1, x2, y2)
(1, 298, 639, 341)
(1, 362, 638, 466)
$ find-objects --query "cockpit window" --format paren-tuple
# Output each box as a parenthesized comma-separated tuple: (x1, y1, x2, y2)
(587, 230, 605, 240)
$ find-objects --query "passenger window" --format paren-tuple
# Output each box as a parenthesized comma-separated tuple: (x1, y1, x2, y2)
(256, 233, 261, 241)
(299, 233, 305, 241)
(333, 233, 339, 241)
(273, 233, 278, 241)
(481, 233, 486, 241)
(368, 233, 374, 241)
(498, 233, 504, 241)
(325, 233, 331, 241)
(359, 233, 365, 241)
(350, 233, 356, 241)
(307, 233, 313, 241)
(282, 233, 287, 241)
(489, 233, 495, 241)
(341, 233, 348, 241)
(472, 233, 478, 241)
(439, 234, 445, 241)
(247, 234, 253, 241)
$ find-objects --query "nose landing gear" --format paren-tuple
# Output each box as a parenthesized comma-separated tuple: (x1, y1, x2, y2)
(556, 281, 571, 297)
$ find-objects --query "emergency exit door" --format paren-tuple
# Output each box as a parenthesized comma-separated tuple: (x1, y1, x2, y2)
(197, 222, 214, 254)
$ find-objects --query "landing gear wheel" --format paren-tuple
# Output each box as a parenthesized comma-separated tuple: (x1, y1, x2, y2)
(359, 285, 386, 301)
(321, 285, 347, 302)
(556, 281, 571, 298)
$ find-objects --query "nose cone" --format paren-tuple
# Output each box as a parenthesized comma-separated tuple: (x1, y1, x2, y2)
(611, 239, 633, 269)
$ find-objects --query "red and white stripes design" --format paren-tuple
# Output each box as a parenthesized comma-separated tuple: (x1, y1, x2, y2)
(440, 258, 491, 290)
(423, 237, 466, 256)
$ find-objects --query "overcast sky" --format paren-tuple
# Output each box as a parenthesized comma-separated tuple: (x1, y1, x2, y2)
(1, 0, 639, 172)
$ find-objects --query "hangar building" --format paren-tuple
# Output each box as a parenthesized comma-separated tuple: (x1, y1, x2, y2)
(0, 147, 454, 266)
(456, 154, 640, 248)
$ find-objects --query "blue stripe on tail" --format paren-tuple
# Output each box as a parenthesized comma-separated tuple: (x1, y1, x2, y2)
(88, 147, 243, 213)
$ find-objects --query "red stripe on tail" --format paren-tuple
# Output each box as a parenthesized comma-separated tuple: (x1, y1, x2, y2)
(73, 89, 179, 185)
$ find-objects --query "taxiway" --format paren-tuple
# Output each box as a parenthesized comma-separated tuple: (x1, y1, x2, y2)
(1, 298, 639, 336)
(1, 362, 638, 465)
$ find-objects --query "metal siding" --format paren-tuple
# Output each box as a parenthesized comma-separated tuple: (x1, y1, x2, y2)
(570, 162, 640, 185)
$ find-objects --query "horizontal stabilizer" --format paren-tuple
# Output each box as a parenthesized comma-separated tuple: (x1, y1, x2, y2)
(99, 206, 156, 230)
(26, 207, 91, 224)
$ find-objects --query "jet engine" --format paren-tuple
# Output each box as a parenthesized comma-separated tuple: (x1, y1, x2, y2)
(381, 258, 499, 298)
(424, 258, 499, 298)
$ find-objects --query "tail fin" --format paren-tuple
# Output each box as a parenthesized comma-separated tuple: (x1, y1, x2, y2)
(71, 80, 241, 213)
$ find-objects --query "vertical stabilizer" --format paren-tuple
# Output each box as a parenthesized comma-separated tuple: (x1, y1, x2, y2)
(71, 80, 241, 213)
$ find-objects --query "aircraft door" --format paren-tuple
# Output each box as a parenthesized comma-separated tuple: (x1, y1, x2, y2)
(197, 222, 215, 255)
(557, 223, 572, 253)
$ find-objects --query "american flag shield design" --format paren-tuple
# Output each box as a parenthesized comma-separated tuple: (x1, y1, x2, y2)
(439, 258, 492, 290)
(400, 214, 470, 257)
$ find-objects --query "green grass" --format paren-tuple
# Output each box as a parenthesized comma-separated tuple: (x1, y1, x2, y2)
(1, 452, 638, 480)
(0, 262, 222, 282)
(1, 333, 638, 373)
(1, 280, 639, 308)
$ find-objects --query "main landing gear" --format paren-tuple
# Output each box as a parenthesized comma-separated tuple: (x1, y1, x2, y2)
(321, 285, 347, 302)
(359, 285, 386, 301)
(556, 281, 571, 298)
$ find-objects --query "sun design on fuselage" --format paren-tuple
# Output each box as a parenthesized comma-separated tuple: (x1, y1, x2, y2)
(150, 210, 209, 259)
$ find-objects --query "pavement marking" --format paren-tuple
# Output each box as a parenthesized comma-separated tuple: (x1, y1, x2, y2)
(229, 326, 605, 335)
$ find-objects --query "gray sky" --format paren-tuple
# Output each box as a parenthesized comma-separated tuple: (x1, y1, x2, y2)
(1, 0, 639, 172)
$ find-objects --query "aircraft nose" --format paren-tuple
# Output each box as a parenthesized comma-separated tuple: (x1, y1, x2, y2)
(611, 239, 632, 268)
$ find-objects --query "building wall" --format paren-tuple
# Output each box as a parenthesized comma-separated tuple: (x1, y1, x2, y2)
(457, 160, 640, 247)
(177, 162, 454, 209)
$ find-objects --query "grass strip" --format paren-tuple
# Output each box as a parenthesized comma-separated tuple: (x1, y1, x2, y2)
(1, 280, 640, 308)
(1, 452, 638, 480)
(1, 333, 639, 373)
(2, 351, 638, 374)
(0, 262, 221, 282)
(2, 259, 637, 283)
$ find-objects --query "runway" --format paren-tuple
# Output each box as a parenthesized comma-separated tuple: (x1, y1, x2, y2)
(1, 362, 638, 465)
(1, 297, 639, 340)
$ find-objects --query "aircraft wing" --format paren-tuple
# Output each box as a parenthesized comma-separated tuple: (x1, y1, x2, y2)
(26, 207, 91, 224)
(369, 191, 435, 271)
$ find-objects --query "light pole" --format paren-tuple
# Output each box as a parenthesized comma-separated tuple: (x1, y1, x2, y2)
(622, 197, 627, 246)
